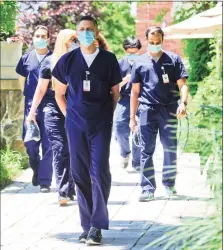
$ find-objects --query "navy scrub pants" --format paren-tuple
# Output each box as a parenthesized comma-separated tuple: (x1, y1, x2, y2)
(115, 96, 141, 168)
(66, 118, 112, 231)
(139, 103, 178, 193)
(22, 98, 53, 186)
(44, 100, 75, 198)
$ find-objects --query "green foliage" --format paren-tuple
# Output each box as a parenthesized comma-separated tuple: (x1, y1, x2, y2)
(147, 35, 222, 249)
(173, 1, 217, 93)
(183, 57, 222, 165)
(19, 1, 135, 58)
(184, 39, 215, 82)
(18, 1, 101, 50)
(0, 146, 29, 189)
(0, 1, 18, 40)
(155, 8, 169, 23)
(93, 2, 135, 59)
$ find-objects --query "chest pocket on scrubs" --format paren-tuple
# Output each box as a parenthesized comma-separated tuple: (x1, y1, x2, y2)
(160, 63, 175, 84)
(82, 72, 110, 104)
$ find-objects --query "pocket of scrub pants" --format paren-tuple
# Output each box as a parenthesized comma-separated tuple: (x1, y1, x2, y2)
(140, 105, 160, 126)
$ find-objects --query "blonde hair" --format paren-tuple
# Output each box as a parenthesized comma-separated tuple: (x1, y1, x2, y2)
(51, 29, 77, 89)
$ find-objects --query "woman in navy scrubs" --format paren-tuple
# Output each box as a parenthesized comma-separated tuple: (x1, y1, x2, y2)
(130, 26, 189, 201)
(52, 16, 121, 245)
(26, 29, 78, 205)
(16, 26, 53, 193)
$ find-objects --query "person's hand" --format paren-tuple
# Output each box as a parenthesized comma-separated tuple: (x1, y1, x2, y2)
(123, 74, 131, 84)
(176, 103, 186, 119)
(129, 117, 137, 132)
(26, 112, 37, 126)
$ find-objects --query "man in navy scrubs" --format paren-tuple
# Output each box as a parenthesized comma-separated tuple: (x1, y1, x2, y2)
(52, 16, 121, 245)
(16, 26, 53, 193)
(130, 26, 188, 202)
(115, 37, 142, 172)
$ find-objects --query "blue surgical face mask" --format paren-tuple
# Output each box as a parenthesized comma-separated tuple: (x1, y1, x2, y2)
(127, 54, 139, 61)
(69, 41, 79, 52)
(147, 44, 162, 54)
(33, 38, 48, 49)
(78, 31, 95, 47)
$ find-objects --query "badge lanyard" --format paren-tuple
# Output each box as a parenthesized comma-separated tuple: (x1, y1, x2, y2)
(83, 71, 90, 91)
(161, 66, 169, 84)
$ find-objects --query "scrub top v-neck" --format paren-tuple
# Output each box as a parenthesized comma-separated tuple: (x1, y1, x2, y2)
(52, 48, 122, 131)
(131, 51, 188, 108)
(16, 49, 52, 99)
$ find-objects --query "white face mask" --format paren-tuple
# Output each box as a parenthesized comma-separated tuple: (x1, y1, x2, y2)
(69, 41, 79, 52)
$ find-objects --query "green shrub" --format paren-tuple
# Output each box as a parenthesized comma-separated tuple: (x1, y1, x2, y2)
(145, 32, 223, 250)
(0, 1, 18, 41)
(0, 146, 29, 189)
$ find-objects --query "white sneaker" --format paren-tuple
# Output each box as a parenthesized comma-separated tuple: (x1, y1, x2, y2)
(120, 155, 129, 169)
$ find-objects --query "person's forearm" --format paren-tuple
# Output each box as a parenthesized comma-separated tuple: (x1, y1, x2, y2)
(119, 79, 128, 89)
(130, 91, 139, 119)
(29, 86, 46, 115)
(55, 94, 67, 116)
(180, 84, 188, 103)
(112, 92, 120, 112)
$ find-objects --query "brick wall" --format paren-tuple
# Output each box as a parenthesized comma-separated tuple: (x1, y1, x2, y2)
(136, 1, 183, 57)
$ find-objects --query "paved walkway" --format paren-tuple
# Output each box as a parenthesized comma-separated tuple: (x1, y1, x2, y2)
(1, 138, 212, 250)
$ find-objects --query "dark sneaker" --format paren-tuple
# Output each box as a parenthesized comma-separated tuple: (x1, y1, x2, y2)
(164, 186, 177, 197)
(86, 227, 102, 245)
(32, 172, 38, 186)
(78, 231, 89, 243)
(40, 185, 50, 193)
(58, 196, 68, 206)
(139, 190, 154, 202)
(67, 195, 75, 201)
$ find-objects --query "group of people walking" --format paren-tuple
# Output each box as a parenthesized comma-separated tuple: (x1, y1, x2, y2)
(16, 15, 188, 245)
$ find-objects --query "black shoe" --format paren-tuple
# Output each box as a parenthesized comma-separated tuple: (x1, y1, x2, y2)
(40, 185, 50, 193)
(32, 173, 38, 186)
(67, 194, 75, 201)
(78, 231, 89, 243)
(86, 227, 102, 245)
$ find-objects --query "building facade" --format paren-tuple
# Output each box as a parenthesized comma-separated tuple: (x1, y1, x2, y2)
(136, 1, 183, 56)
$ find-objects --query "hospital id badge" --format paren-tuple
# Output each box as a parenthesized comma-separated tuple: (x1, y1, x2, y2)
(162, 74, 169, 84)
(83, 80, 90, 91)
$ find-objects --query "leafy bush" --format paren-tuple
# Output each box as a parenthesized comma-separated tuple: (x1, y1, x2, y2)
(0, 146, 29, 189)
(146, 31, 223, 249)
(0, 1, 18, 41)
(181, 59, 222, 165)
(173, 1, 216, 95)
(18, 1, 135, 58)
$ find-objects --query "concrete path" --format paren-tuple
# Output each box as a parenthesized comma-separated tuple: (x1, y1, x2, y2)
(1, 138, 211, 250)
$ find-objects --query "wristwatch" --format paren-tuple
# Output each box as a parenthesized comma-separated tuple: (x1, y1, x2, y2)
(182, 101, 188, 106)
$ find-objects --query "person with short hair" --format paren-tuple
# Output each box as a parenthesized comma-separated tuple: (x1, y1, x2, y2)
(130, 26, 189, 201)
(115, 36, 142, 171)
(16, 25, 53, 193)
(52, 16, 122, 245)
(26, 29, 78, 205)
